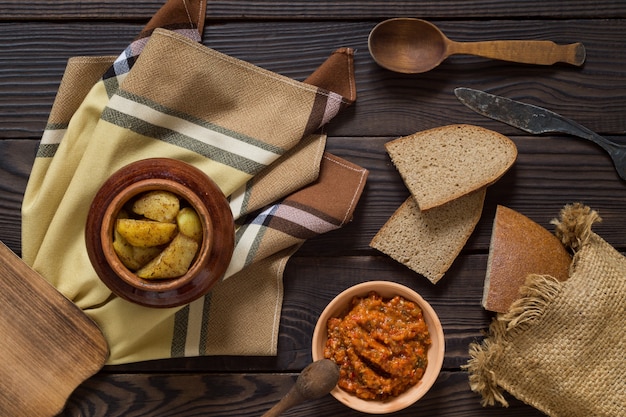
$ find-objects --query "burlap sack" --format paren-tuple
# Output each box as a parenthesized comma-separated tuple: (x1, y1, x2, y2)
(464, 203, 626, 417)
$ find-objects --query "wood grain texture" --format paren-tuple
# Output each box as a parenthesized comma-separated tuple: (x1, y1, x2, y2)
(1, 20, 626, 139)
(0, 139, 37, 254)
(0, 242, 108, 417)
(59, 371, 546, 417)
(2, 1, 625, 415)
(0, 0, 625, 19)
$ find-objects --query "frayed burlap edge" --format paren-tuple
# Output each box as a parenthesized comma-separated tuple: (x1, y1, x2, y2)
(462, 203, 601, 407)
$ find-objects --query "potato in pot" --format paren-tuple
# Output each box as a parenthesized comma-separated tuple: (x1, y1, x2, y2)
(112, 190, 204, 279)
(136, 233, 199, 279)
(132, 190, 180, 223)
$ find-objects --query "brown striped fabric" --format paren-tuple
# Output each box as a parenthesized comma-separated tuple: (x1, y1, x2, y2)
(21, 0, 368, 364)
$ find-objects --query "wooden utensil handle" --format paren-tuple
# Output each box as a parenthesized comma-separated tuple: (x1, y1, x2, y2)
(261, 387, 305, 417)
(449, 40, 585, 66)
(0, 241, 109, 417)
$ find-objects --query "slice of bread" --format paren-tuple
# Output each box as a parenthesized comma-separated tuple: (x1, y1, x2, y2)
(370, 187, 486, 284)
(483, 205, 571, 313)
(384, 124, 517, 211)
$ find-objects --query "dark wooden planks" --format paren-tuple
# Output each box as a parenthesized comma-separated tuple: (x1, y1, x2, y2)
(0, 139, 36, 255)
(1, 0, 626, 20)
(1, 20, 626, 139)
(2, 3, 625, 415)
(203, 0, 626, 19)
(59, 371, 545, 417)
(0, 23, 139, 139)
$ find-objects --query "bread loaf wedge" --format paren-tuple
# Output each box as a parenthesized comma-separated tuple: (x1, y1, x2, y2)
(385, 124, 517, 211)
(370, 187, 486, 284)
(483, 205, 571, 313)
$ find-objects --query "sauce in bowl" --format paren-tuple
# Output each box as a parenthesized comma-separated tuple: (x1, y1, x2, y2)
(323, 291, 431, 400)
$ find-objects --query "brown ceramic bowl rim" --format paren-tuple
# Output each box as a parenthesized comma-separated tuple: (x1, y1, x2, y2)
(311, 281, 445, 414)
(85, 158, 235, 308)
(100, 178, 214, 292)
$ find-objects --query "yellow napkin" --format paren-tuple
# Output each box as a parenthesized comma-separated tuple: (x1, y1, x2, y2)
(22, 0, 367, 364)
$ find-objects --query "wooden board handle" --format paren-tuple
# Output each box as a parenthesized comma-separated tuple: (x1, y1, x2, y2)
(0, 241, 108, 417)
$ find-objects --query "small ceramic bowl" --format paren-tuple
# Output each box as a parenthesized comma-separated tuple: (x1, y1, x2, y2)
(85, 158, 235, 308)
(312, 281, 444, 414)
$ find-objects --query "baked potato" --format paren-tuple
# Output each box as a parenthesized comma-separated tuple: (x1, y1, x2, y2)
(136, 233, 199, 279)
(132, 190, 180, 223)
(116, 218, 178, 247)
(111, 190, 204, 279)
(112, 231, 162, 270)
(176, 207, 203, 242)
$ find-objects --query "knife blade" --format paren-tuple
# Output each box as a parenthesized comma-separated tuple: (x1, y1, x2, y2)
(454, 87, 588, 136)
(454, 87, 626, 181)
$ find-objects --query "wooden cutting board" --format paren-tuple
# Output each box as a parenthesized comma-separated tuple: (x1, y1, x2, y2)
(0, 241, 108, 416)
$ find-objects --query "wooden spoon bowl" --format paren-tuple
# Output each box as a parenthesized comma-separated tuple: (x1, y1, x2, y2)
(368, 18, 585, 74)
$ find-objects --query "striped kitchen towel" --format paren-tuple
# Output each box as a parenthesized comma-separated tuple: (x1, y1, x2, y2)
(21, 0, 367, 364)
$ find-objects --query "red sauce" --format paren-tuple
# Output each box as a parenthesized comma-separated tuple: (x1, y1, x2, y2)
(323, 291, 431, 400)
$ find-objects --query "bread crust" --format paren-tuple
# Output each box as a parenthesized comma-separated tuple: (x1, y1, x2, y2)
(483, 205, 572, 313)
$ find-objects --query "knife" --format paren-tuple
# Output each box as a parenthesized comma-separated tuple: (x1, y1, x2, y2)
(454, 87, 626, 181)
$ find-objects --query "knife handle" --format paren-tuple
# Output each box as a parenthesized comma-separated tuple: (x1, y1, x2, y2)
(448, 40, 586, 66)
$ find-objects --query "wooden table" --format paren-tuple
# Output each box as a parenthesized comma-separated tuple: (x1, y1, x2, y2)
(2, 1, 626, 416)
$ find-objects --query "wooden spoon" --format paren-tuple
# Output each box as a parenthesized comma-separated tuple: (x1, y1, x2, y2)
(261, 359, 339, 417)
(368, 18, 586, 74)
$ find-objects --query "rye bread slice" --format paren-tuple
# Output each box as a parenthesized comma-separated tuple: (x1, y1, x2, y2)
(385, 124, 517, 211)
(483, 205, 572, 313)
(370, 187, 486, 284)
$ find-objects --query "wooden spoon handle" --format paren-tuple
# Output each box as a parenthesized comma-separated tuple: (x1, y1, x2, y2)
(448, 40, 585, 66)
(261, 387, 305, 417)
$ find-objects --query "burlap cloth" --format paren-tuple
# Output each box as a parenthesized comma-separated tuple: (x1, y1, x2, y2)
(464, 203, 626, 417)
(21, 0, 368, 365)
